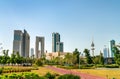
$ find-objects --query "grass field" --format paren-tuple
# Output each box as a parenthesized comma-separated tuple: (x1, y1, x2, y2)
(31, 66, 61, 76)
(74, 68, 120, 79)
(1, 66, 120, 79)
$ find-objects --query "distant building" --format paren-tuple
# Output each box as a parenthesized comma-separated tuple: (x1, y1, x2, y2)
(52, 33, 60, 52)
(52, 32, 64, 52)
(35, 36, 45, 58)
(13, 29, 30, 58)
(30, 48, 34, 58)
(56, 42, 64, 52)
(103, 46, 108, 58)
(22, 30, 30, 57)
(110, 40, 115, 57)
(13, 30, 23, 56)
(45, 52, 68, 60)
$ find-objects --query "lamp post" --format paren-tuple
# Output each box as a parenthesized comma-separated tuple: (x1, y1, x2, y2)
(79, 52, 81, 69)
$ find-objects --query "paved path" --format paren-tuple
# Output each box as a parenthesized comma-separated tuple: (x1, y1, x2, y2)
(46, 66, 106, 79)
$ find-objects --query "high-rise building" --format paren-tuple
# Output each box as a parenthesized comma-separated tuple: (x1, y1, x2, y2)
(35, 36, 45, 58)
(52, 33, 60, 52)
(56, 42, 64, 52)
(13, 30, 23, 56)
(110, 40, 115, 57)
(103, 46, 108, 58)
(52, 32, 63, 52)
(13, 29, 30, 58)
(22, 30, 30, 57)
(30, 48, 34, 58)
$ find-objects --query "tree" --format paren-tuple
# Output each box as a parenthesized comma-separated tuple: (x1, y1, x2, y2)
(10, 53, 16, 65)
(15, 52, 22, 64)
(35, 58, 43, 66)
(73, 48, 80, 64)
(112, 46, 120, 64)
(64, 53, 73, 65)
(1, 50, 9, 65)
(83, 49, 93, 64)
(99, 51, 104, 65)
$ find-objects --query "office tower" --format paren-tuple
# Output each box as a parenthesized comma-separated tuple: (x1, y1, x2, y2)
(110, 40, 115, 57)
(52, 33, 60, 52)
(13, 29, 30, 58)
(56, 42, 64, 52)
(22, 30, 30, 57)
(103, 46, 108, 58)
(52, 32, 64, 52)
(35, 36, 45, 58)
(13, 30, 23, 55)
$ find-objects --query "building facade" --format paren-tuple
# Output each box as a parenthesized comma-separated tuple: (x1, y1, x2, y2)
(110, 40, 115, 57)
(35, 36, 45, 58)
(13, 29, 30, 58)
(52, 32, 63, 52)
(52, 33, 60, 52)
(103, 47, 108, 58)
(56, 42, 64, 52)
(30, 48, 34, 58)
(13, 30, 23, 56)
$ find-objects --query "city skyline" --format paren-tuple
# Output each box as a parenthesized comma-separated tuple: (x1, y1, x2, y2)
(0, 0, 120, 56)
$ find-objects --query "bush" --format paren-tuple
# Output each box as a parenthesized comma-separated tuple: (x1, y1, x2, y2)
(105, 64, 119, 68)
(44, 72, 55, 79)
(58, 74, 80, 79)
(35, 59, 43, 66)
(0, 73, 45, 79)
(0, 68, 3, 74)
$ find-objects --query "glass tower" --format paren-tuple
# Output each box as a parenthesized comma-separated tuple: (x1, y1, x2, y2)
(110, 40, 115, 57)
(52, 32, 63, 52)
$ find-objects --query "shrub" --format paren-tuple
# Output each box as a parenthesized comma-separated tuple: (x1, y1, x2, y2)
(105, 64, 119, 68)
(35, 59, 43, 66)
(58, 74, 80, 79)
(0, 68, 3, 74)
(44, 72, 55, 79)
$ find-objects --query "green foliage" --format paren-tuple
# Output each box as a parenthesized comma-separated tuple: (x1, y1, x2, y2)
(44, 72, 55, 79)
(0, 68, 3, 74)
(84, 49, 93, 64)
(58, 74, 80, 79)
(105, 64, 119, 68)
(73, 48, 80, 64)
(112, 46, 120, 65)
(35, 59, 43, 66)
(0, 73, 44, 79)
(99, 52, 104, 65)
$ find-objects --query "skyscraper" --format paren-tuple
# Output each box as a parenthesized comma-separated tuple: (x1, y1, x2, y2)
(103, 46, 108, 58)
(110, 40, 115, 57)
(22, 30, 30, 57)
(13, 30, 23, 56)
(52, 33, 60, 52)
(35, 36, 45, 58)
(30, 48, 34, 58)
(56, 42, 64, 52)
(52, 32, 63, 52)
(13, 29, 30, 58)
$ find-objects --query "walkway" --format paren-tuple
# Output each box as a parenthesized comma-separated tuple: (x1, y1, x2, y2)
(46, 66, 106, 79)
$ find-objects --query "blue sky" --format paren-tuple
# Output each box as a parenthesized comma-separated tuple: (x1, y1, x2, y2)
(0, 0, 120, 55)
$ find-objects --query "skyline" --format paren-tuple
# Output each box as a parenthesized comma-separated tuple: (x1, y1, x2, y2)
(0, 0, 120, 55)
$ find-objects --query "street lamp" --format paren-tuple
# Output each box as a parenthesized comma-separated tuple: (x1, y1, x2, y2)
(79, 52, 81, 69)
